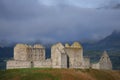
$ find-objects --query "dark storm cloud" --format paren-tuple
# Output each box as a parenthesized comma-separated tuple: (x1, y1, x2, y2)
(0, 0, 120, 43)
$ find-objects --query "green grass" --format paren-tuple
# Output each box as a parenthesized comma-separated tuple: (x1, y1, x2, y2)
(0, 68, 120, 80)
(0, 68, 59, 80)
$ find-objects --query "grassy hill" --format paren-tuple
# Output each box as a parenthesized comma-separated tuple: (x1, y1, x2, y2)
(0, 68, 120, 80)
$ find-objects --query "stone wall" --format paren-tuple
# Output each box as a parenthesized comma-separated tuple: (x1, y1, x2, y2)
(7, 60, 31, 69)
(27, 48, 45, 61)
(91, 51, 112, 70)
(14, 44, 28, 61)
(91, 63, 100, 69)
(34, 59, 52, 68)
(99, 51, 112, 70)
(14, 44, 45, 61)
(65, 42, 84, 68)
(61, 53, 67, 68)
(7, 44, 46, 69)
(83, 57, 90, 69)
(51, 43, 67, 68)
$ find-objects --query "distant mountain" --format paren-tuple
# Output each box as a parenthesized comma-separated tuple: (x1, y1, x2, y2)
(0, 40, 12, 47)
(83, 30, 120, 50)
(97, 31, 120, 49)
(0, 47, 13, 58)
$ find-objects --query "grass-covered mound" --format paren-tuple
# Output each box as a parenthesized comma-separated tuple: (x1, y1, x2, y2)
(0, 68, 120, 80)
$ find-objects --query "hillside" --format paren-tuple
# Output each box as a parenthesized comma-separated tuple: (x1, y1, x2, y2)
(0, 68, 120, 80)
(83, 31, 120, 50)
(96, 31, 120, 50)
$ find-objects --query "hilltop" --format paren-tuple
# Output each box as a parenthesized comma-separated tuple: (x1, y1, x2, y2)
(0, 68, 120, 80)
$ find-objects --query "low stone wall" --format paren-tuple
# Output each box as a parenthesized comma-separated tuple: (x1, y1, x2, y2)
(91, 63, 100, 69)
(7, 60, 31, 69)
(83, 57, 90, 69)
(34, 59, 52, 68)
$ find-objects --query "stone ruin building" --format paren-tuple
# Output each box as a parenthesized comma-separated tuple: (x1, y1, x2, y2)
(91, 51, 112, 70)
(7, 42, 112, 70)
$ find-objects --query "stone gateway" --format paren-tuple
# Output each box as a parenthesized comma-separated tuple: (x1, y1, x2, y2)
(7, 42, 112, 70)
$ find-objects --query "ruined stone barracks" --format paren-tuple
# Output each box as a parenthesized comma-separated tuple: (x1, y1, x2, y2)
(7, 42, 112, 70)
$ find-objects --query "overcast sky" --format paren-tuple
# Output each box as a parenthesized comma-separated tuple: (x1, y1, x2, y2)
(0, 0, 120, 43)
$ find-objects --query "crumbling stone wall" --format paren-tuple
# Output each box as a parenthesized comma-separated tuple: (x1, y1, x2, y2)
(91, 51, 112, 70)
(83, 57, 90, 69)
(7, 60, 31, 69)
(99, 51, 112, 70)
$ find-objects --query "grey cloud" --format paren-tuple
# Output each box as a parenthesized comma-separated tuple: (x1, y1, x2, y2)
(39, 0, 120, 9)
(0, 0, 46, 20)
(0, 0, 120, 43)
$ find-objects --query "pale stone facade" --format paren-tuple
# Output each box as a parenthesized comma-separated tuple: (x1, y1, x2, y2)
(7, 44, 47, 69)
(33, 59, 52, 68)
(64, 42, 84, 68)
(14, 44, 45, 61)
(91, 63, 100, 69)
(83, 57, 90, 69)
(51, 43, 67, 68)
(7, 42, 112, 70)
(7, 60, 31, 69)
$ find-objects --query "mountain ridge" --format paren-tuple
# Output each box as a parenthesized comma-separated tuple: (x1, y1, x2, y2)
(83, 30, 120, 50)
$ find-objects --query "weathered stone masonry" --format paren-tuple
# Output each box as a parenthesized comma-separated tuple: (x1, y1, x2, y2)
(7, 42, 112, 70)
(91, 51, 112, 70)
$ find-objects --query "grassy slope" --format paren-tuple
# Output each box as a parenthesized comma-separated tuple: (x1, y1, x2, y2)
(0, 68, 120, 80)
